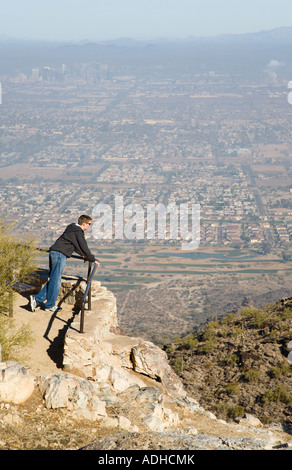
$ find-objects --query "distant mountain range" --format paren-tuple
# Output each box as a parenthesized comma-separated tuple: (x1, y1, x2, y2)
(102, 26, 292, 46)
(1, 27, 292, 76)
(1, 26, 292, 47)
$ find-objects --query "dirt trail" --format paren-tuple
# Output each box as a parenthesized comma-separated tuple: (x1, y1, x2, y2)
(11, 292, 77, 377)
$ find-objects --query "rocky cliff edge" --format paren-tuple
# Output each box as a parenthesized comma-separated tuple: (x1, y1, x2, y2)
(1, 280, 292, 450)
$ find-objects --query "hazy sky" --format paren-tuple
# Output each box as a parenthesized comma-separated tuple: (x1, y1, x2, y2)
(1, 0, 292, 42)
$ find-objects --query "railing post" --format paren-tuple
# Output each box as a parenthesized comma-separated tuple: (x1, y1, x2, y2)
(80, 262, 97, 333)
(80, 303, 85, 334)
(87, 261, 92, 311)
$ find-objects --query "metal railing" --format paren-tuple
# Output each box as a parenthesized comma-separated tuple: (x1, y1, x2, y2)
(16, 246, 98, 333)
(37, 249, 98, 334)
(80, 261, 97, 333)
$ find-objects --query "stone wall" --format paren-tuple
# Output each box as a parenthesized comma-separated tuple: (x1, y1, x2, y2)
(62, 280, 185, 398)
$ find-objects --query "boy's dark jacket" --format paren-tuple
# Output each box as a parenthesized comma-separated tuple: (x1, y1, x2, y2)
(50, 223, 96, 261)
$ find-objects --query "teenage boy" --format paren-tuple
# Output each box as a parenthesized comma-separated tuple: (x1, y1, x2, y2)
(30, 215, 100, 312)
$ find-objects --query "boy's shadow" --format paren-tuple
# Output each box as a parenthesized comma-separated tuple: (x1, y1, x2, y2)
(43, 276, 83, 368)
(20, 273, 83, 370)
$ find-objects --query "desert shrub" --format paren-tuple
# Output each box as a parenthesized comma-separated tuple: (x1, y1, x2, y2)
(171, 356, 185, 375)
(213, 402, 245, 421)
(225, 381, 240, 396)
(261, 385, 292, 404)
(0, 218, 37, 316)
(228, 404, 245, 420)
(220, 313, 236, 325)
(244, 368, 260, 383)
(268, 364, 292, 379)
(198, 337, 218, 354)
(240, 308, 267, 328)
(0, 315, 34, 361)
(230, 326, 243, 338)
(181, 333, 199, 351)
(279, 307, 292, 320)
(225, 352, 240, 366)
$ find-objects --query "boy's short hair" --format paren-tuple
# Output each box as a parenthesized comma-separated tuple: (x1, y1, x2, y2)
(78, 215, 92, 225)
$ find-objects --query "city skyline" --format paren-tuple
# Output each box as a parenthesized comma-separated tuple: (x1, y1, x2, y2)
(1, 0, 292, 42)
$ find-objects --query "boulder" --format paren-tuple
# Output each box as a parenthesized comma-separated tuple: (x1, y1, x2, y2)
(131, 340, 186, 397)
(238, 413, 262, 427)
(0, 361, 34, 404)
(39, 373, 107, 420)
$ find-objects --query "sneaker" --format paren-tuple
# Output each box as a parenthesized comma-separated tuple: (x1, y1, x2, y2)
(45, 305, 60, 312)
(29, 295, 37, 312)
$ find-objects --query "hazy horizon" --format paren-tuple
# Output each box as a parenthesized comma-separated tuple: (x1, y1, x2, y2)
(1, 26, 292, 46)
(1, 0, 292, 43)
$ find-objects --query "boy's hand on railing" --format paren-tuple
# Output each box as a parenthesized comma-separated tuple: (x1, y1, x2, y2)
(94, 260, 100, 267)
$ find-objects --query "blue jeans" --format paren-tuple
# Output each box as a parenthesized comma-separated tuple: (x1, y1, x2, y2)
(35, 251, 67, 309)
